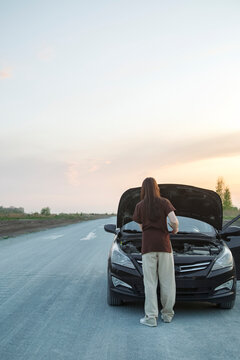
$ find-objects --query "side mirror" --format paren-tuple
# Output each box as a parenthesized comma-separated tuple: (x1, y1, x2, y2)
(104, 224, 117, 234)
(221, 226, 240, 240)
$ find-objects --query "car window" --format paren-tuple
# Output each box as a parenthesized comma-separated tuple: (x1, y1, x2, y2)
(123, 217, 215, 236)
(122, 221, 141, 232)
(223, 215, 240, 230)
(167, 216, 215, 236)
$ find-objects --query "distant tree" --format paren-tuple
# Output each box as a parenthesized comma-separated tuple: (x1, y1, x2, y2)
(215, 177, 234, 210)
(40, 207, 51, 216)
(223, 186, 232, 210)
(216, 177, 225, 202)
(0, 206, 24, 214)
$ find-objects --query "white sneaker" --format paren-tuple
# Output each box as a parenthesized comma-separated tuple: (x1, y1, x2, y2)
(161, 314, 173, 323)
(140, 316, 157, 327)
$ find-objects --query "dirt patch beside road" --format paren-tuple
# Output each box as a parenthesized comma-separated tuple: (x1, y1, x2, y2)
(0, 214, 113, 239)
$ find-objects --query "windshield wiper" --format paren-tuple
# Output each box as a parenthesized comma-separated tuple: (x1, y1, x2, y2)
(174, 231, 190, 234)
(123, 229, 142, 233)
(173, 231, 211, 237)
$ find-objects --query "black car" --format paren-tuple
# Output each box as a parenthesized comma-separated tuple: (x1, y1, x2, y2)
(105, 184, 240, 309)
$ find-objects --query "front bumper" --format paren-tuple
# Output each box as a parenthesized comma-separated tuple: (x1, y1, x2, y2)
(108, 263, 237, 304)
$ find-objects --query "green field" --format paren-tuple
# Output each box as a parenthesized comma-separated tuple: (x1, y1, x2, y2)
(0, 212, 115, 221)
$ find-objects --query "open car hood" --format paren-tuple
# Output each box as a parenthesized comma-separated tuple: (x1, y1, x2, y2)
(117, 184, 223, 230)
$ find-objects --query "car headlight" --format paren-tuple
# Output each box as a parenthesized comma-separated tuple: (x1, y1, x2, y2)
(112, 276, 132, 289)
(214, 279, 233, 292)
(111, 243, 135, 269)
(211, 246, 233, 271)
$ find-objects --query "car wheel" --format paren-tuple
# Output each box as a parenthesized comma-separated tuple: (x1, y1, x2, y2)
(217, 300, 235, 309)
(107, 284, 122, 306)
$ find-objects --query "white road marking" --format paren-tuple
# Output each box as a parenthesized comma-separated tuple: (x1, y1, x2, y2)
(42, 234, 64, 240)
(80, 231, 96, 241)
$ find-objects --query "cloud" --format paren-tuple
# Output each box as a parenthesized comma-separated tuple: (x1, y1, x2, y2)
(0, 67, 12, 79)
(59, 131, 240, 203)
(157, 131, 240, 168)
(37, 46, 55, 61)
(96, 131, 240, 178)
(88, 165, 100, 173)
(1, 132, 240, 213)
(65, 161, 81, 186)
(207, 41, 240, 57)
(65, 158, 113, 186)
(0, 156, 68, 210)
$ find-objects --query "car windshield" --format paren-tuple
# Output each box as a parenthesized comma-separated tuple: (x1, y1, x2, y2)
(122, 216, 216, 236)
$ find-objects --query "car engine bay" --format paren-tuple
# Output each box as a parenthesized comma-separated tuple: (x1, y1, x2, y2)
(120, 238, 222, 256)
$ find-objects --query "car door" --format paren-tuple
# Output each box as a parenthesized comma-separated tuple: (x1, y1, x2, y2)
(222, 214, 240, 280)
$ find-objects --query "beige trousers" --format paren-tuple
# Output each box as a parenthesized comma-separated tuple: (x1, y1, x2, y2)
(142, 251, 176, 319)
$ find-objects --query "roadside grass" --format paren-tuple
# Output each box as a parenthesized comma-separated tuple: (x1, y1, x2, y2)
(0, 213, 116, 239)
(0, 213, 115, 221)
(223, 208, 240, 221)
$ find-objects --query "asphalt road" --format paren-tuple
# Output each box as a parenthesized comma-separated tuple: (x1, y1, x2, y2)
(0, 217, 239, 360)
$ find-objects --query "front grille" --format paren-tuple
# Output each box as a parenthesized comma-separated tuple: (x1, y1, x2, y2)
(177, 262, 211, 273)
(136, 260, 211, 273)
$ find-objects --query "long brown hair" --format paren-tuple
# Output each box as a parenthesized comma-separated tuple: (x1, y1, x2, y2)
(140, 177, 161, 221)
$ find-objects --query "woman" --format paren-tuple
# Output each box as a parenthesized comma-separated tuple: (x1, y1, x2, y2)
(132, 177, 179, 327)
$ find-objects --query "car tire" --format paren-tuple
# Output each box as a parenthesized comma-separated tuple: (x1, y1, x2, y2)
(217, 300, 235, 309)
(107, 284, 122, 306)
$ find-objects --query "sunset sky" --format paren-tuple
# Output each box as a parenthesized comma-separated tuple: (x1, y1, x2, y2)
(1, 0, 240, 213)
